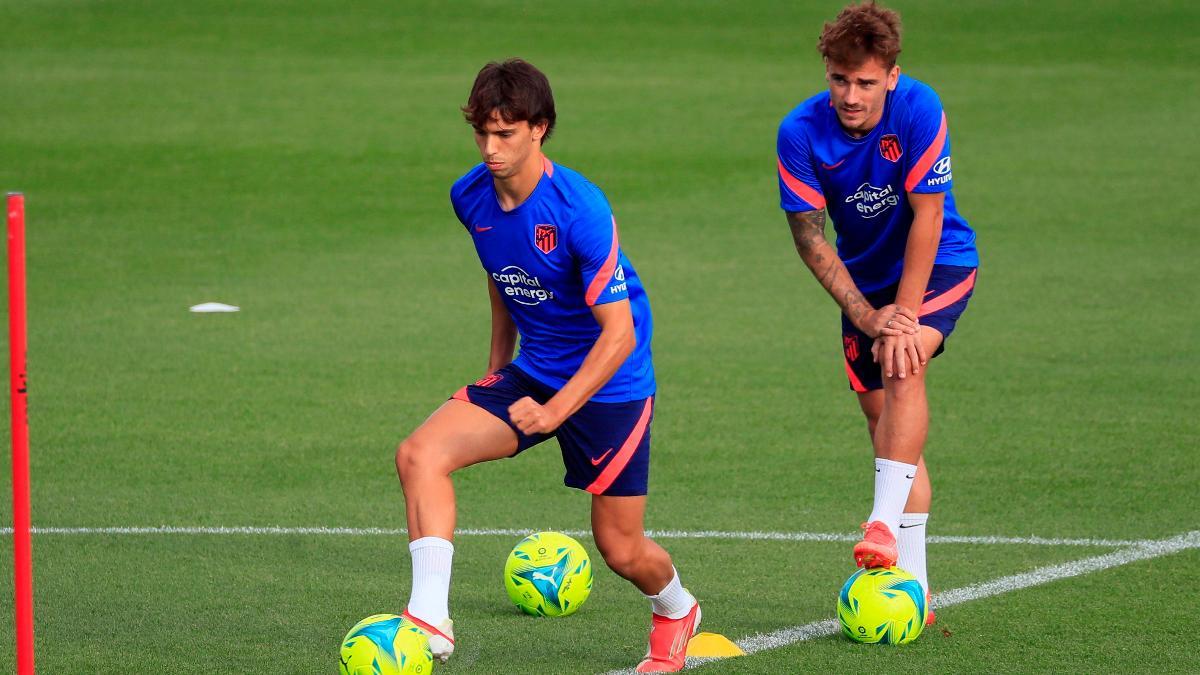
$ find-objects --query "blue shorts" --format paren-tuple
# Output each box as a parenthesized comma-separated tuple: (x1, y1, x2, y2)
(841, 265, 977, 392)
(450, 364, 653, 497)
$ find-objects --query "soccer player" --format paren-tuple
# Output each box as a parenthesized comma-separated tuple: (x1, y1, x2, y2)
(393, 59, 700, 672)
(776, 2, 979, 622)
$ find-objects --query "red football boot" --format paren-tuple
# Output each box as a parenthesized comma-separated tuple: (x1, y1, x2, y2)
(853, 521, 898, 568)
(635, 602, 701, 673)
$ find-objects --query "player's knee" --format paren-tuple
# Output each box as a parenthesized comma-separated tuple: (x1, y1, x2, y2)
(595, 534, 642, 578)
(884, 372, 926, 398)
(394, 436, 445, 482)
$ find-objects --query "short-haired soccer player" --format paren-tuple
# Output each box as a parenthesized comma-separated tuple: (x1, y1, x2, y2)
(394, 59, 700, 672)
(776, 2, 979, 624)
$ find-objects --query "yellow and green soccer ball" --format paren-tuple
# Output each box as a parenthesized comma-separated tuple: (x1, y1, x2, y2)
(504, 531, 593, 617)
(837, 567, 926, 645)
(339, 614, 433, 675)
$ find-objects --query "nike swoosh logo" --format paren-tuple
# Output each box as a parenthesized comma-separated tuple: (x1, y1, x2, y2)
(590, 448, 614, 466)
(906, 474, 916, 479)
(474, 225, 493, 232)
(898, 523, 925, 529)
(821, 159, 845, 170)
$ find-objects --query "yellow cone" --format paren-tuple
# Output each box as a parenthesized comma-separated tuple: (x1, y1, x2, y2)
(686, 632, 745, 658)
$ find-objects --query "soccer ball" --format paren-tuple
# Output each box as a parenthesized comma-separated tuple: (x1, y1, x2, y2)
(837, 567, 926, 644)
(339, 614, 433, 674)
(504, 531, 593, 617)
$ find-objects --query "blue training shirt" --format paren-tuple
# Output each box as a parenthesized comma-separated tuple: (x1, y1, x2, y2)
(450, 157, 655, 403)
(777, 74, 978, 292)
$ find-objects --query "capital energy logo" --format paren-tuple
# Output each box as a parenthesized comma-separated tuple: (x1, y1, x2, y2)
(844, 183, 900, 219)
(492, 266, 555, 306)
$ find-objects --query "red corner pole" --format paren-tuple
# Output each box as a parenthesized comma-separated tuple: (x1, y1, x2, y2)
(7, 193, 34, 675)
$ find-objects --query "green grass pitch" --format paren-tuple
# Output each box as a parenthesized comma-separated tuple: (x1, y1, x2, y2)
(1, 0, 1198, 672)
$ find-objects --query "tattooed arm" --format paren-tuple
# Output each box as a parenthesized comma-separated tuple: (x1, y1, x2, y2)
(785, 209, 918, 339)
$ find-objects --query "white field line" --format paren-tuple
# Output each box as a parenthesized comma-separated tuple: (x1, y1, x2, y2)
(605, 529, 1200, 674)
(0, 525, 1151, 548)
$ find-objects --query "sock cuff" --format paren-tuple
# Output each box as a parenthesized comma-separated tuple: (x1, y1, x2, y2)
(900, 512, 929, 525)
(409, 536, 454, 553)
(645, 567, 680, 599)
(875, 457, 918, 472)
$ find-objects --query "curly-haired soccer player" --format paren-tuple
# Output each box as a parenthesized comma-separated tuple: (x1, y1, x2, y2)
(777, 2, 980, 624)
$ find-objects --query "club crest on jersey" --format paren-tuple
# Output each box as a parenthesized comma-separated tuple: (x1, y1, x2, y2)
(534, 224, 558, 254)
(843, 335, 860, 362)
(879, 134, 903, 163)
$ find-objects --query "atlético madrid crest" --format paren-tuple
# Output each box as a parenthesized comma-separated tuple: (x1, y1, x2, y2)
(879, 134, 903, 163)
(843, 335, 860, 362)
(534, 224, 558, 254)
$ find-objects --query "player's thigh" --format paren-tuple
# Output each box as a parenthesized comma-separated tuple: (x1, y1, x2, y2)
(398, 399, 518, 475)
(590, 494, 648, 551)
(919, 324, 945, 356)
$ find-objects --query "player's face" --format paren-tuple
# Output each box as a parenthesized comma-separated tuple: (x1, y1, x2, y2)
(473, 111, 547, 180)
(826, 57, 900, 137)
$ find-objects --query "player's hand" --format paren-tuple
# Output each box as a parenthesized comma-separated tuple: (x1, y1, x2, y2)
(507, 396, 564, 435)
(872, 331, 927, 379)
(859, 304, 919, 339)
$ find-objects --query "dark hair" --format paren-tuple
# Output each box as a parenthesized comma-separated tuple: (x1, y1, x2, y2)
(462, 59, 557, 143)
(818, 2, 902, 68)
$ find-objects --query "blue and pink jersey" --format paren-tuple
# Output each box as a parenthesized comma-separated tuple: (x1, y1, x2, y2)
(450, 157, 655, 403)
(777, 74, 978, 292)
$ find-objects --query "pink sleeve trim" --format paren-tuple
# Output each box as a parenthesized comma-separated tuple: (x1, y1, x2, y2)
(905, 112, 948, 193)
(584, 216, 620, 306)
(777, 157, 826, 209)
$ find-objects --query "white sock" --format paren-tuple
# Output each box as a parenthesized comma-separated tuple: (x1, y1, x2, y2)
(866, 458, 917, 534)
(407, 536, 454, 623)
(646, 567, 696, 619)
(897, 513, 929, 594)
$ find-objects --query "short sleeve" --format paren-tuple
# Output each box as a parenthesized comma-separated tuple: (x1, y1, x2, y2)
(777, 118, 826, 212)
(449, 185, 470, 231)
(903, 87, 953, 194)
(569, 204, 628, 307)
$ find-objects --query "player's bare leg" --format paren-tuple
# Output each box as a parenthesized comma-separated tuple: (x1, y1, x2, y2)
(592, 495, 699, 673)
(857, 392, 931, 513)
(854, 328, 941, 622)
(853, 326, 943, 569)
(393, 399, 519, 661)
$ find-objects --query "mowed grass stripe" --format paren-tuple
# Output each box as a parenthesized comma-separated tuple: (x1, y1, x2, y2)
(2, 525, 1155, 548)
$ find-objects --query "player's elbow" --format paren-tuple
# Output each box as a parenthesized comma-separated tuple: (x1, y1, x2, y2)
(607, 322, 636, 360)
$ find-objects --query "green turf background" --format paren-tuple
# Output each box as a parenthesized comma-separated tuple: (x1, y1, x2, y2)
(0, 0, 1197, 672)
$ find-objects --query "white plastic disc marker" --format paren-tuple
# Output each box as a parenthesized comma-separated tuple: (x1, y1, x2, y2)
(189, 302, 240, 313)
